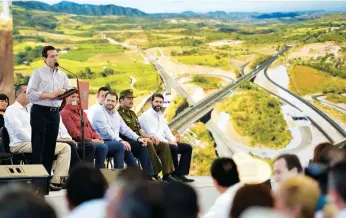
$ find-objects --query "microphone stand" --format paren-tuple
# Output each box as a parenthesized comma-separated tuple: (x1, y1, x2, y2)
(57, 64, 86, 164)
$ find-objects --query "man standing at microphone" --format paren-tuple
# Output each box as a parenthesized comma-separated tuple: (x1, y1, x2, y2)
(27, 46, 69, 178)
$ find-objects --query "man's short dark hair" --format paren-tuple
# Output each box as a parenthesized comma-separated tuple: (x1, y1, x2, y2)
(275, 154, 303, 173)
(15, 84, 27, 98)
(0, 185, 57, 218)
(211, 158, 240, 187)
(42, 46, 56, 58)
(98, 87, 111, 95)
(329, 161, 346, 203)
(162, 182, 199, 218)
(105, 91, 118, 101)
(151, 93, 164, 102)
(66, 164, 108, 208)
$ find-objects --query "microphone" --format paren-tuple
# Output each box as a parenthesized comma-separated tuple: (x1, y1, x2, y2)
(55, 62, 79, 80)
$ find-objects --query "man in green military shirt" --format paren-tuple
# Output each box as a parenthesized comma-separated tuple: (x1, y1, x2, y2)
(118, 89, 176, 182)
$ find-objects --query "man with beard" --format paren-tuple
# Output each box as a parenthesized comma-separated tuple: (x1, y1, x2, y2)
(139, 93, 194, 182)
(91, 91, 155, 180)
(117, 89, 176, 182)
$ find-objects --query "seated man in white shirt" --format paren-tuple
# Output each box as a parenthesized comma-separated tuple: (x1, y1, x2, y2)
(139, 93, 194, 182)
(91, 91, 155, 180)
(87, 87, 111, 122)
(4, 84, 71, 191)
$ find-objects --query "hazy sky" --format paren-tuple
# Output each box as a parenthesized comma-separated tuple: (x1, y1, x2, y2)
(13, 0, 346, 13)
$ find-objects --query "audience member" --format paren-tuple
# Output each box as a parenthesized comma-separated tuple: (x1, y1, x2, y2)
(162, 182, 199, 218)
(0, 93, 9, 129)
(275, 175, 320, 218)
(109, 183, 164, 218)
(273, 154, 303, 184)
(87, 87, 111, 122)
(4, 84, 70, 191)
(239, 207, 289, 218)
(118, 89, 176, 182)
(91, 91, 155, 179)
(139, 93, 194, 182)
(65, 164, 108, 218)
(328, 161, 346, 218)
(312, 142, 333, 164)
(230, 184, 274, 218)
(60, 93, 108, 168)
(204, 157, 243, 218)
(57, 100, 95, 167)
(0, 185, 57, 218)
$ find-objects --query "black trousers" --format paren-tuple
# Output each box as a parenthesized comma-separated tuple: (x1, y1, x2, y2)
(30, 104, 60, 176)
(57, 140, 95, 169)
(169, 142, 192, 176)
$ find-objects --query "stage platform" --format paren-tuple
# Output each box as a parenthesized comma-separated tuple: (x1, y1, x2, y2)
(45, 176, 219, 218)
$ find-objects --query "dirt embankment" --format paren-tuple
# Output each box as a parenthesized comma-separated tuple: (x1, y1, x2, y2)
(0, 30, 14, 100)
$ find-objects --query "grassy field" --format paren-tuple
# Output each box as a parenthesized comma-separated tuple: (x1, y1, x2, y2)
(175, 55, 231, 70)
(217, 83, 292, 149)
(189, 75, 223, 90)
(314, 101, 346, 124)
(187, 122, 217, 176)
(289, 66, 346, 95)
(164, 96, 187, 122)
(325, 93, 346, 104)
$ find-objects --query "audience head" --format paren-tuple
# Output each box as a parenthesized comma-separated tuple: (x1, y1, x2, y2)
(66, 164, 108, 210)
(328, 161, 346, 210)
(230, 184, 274, 218)
(108, 183, 164, 218)
(275, 175, 320, 218)
(104, 91, 118, 111)
(162, 182, 199, 218)
(274, 154, 303, 183)
(327, 147, 346, 167)
(96, 87, 111, 105)
(151, 93, 164, 112)
(0, 93, 9, 113)
(15, 84, 29, 106)
(42, 46, 58, 68)
(119, 89, 135, 109)
(0, 185, 57, 218)
(312, 142, 333, 164)
(211, 157, 240, 193)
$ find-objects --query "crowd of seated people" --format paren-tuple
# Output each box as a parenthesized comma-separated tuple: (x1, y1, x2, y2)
(0, 143, 345, 218)
(0, 86, 195, 190)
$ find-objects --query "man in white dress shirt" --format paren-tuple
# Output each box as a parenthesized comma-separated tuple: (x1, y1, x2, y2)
(91, 91, 155, 179)
(328, 162, 346, 218)
(26, 46, 70, 181)
(87, 87, 111, 122)
(4, 84, 71, 191)
(139, 93, 194, 182)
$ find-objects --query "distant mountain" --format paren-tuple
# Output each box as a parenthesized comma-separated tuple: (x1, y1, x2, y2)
(13, 1, 148, 16)
(253, 12, 301, 19)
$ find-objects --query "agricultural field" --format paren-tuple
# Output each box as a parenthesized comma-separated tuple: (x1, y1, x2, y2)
(326, 93, 346, 104)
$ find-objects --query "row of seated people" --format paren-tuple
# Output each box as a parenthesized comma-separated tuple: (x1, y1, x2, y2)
(0, 86, 194, 191)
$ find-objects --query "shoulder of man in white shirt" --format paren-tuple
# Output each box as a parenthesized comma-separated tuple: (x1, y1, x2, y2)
(64, 199, 106, 218)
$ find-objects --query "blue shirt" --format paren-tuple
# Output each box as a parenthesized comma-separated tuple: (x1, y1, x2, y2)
(91, 106, 139, 141)
(27, 65, 70, 107)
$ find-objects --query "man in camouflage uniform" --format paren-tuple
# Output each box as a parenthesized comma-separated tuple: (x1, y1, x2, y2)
(118, 89, 176, 182)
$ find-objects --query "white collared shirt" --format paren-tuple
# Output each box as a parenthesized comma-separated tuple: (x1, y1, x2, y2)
(91, 105, 139, 141)
(87, 103, 101, 123)
(203, 183, 244, 218)
(4, 101, 31, 147)
(138, 107, 176, 143)
(27, 65, 70, 107)
(58, 115, 72, 139)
